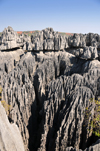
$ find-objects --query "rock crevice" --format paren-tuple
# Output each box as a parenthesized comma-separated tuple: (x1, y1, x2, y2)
(0, 26, 100, 151)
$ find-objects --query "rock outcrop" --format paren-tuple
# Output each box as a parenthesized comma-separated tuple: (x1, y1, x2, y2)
(67, 46, 98, 60)
(0, 26, 24, 50)
(30, 28, 68, 51)
(0, 26, 100, 151)
(68, 33, 86, 48)
(0, 26, 100, 54)
(0, 101, 25, 151)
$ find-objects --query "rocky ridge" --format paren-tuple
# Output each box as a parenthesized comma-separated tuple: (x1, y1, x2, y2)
(0, 27, 100, 151)
(0, 26, 100, 53)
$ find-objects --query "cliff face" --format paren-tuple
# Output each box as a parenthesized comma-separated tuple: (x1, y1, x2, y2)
(0, 26, 100, 151)
(0, 101, 25, 151)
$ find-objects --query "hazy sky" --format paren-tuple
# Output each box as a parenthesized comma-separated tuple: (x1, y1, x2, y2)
(0, 0, 100, 34)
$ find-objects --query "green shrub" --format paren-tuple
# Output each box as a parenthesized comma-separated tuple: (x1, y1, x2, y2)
(84, 98, 100, 137)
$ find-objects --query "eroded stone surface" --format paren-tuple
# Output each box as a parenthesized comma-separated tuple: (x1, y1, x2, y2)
(0, 102, 25, 151)
(0, 27, 100, 151)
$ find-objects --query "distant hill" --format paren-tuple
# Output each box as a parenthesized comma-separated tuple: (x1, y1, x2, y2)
(0, 30, 73, 37)
(17, 30, 73, 37)
(58, 32, 73, 37)
(17, 30, 40, 36)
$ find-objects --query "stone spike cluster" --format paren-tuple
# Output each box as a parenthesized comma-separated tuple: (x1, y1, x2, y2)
(0, 26, 24, 50)
(0, 26, 100, 53)
(0, 26, 100, 151)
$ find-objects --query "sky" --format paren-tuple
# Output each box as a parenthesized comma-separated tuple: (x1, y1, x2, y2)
(0, 0, 100, 34)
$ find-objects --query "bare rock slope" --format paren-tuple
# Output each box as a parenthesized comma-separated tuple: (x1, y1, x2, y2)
(0, 27, 100, 151)
(0, 101, 25, 151)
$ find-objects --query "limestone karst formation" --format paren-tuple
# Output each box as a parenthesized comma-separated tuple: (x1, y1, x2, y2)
(0, 26, 100, 151)
(0, 101, 25, 151)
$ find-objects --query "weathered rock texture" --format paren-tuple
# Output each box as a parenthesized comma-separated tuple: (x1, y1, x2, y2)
(0, 26, 100, 151)
(0, 101, 25, 151)
(0, 26, 100, 53)
(68, 46, 98, 59)
(0, 26, 24, 50)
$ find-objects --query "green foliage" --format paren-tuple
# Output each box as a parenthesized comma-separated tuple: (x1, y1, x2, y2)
(84, 98, 100, 137)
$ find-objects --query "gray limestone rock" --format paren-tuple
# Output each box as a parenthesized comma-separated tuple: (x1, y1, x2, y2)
(37, 77, 95, 151)
(68, 33, 86, 48)
(60, 35, 68, 49)
(0, 26, 23, 50)
(65, 139, 100, 151)
(0, 51, 37, 150)
(54, 35, 68, 50)
(1, 26, 100, 52)
(43, 39, 54, 50)
(80, 47, 89, 59)
(43, 28, 54, 39)
(0, 26, 100, 151)
(69, 46, 98, 59)
(31, 28, 69, 51)
(0, 102, 25, 151)
(86, 33, 100, 48)
(54, 36, 61, 50)
(30, 51, 100, 151)
(31, 31, 44, 51)
(34, 41, 43, 50)
(0, 49, 100, 151)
